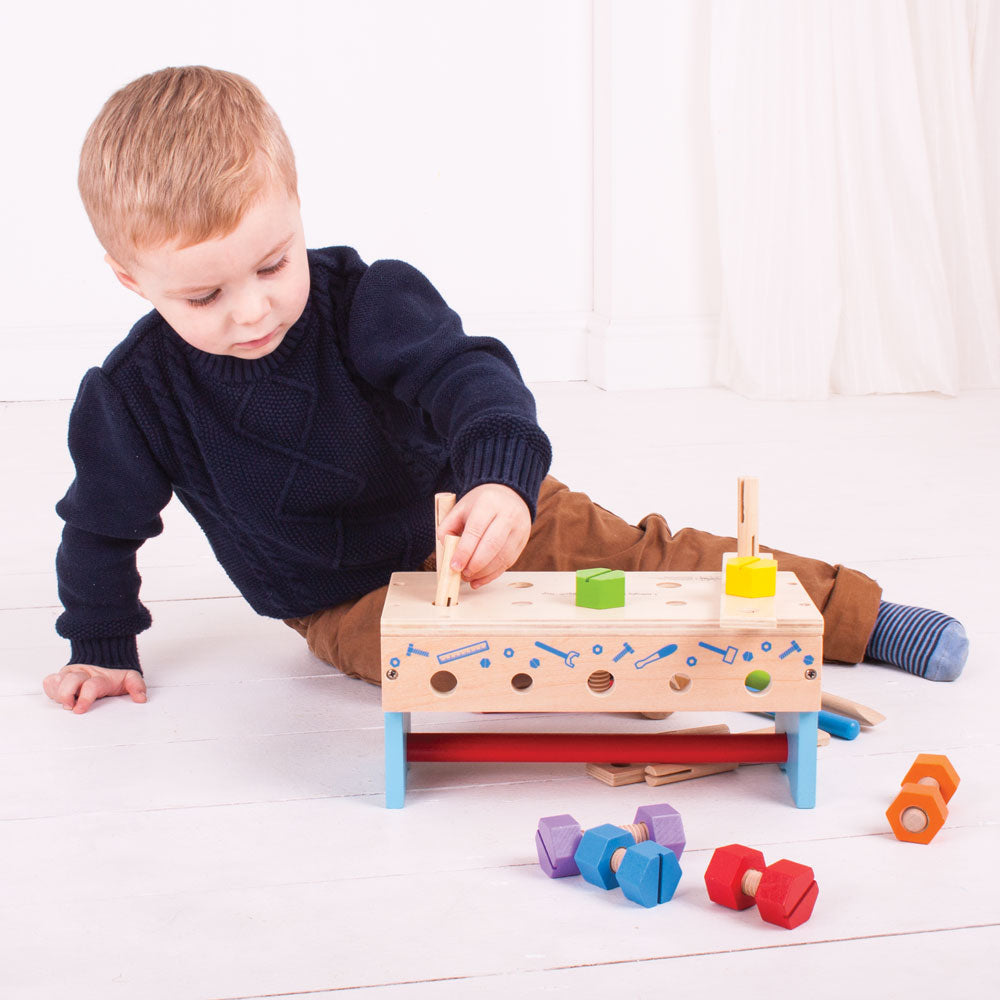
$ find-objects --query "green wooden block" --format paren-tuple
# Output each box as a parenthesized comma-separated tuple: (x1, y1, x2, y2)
(575, 568, 626, 609)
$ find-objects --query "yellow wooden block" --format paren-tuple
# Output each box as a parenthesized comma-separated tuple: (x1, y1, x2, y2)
(725, 555, 777, 598)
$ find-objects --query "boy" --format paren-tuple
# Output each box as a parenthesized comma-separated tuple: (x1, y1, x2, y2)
(44, 67, 967, 714)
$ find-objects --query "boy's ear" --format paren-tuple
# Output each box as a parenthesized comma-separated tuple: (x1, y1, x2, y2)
(104, 253, 147, 298)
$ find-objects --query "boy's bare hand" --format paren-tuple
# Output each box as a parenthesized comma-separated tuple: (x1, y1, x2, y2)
(42, 664, 147, 714)
(439, 483, 531, 589)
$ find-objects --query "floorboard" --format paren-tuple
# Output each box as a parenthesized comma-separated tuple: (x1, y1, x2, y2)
(1, 385, 997, 999)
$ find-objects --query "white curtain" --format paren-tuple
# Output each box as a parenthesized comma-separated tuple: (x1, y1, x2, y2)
(710, 0, 1000, 398)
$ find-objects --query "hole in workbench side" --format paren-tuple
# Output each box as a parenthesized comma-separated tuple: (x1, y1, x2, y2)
(430, 670, 458, 694)
(744, 669, 771, 694)
(587, 670, 614, 694)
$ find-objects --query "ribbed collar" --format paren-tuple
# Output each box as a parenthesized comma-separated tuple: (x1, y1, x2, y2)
(171, 295, 317, 382)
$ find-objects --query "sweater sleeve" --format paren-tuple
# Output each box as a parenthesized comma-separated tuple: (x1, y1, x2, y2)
(55, 368, 173, 672)
(345, 259, 552, 515)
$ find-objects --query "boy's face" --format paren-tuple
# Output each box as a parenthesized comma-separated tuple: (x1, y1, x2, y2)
(107, 187, 311, 359)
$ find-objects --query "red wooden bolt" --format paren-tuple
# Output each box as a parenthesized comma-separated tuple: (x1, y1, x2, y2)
(704, 844, 818, 929)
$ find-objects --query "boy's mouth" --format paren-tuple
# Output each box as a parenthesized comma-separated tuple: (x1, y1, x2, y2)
(235, 327, 280, 350)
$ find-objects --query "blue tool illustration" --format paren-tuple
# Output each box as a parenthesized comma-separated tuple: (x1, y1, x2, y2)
(698, 640, 738, 664)
(612, 642, 635, 663)
(778, 640, 802, 659)
(407, 643, 429, 657)
(437, 640, 489, 664)
(534, 641, 579, 667)
(634, 643, 678, 669)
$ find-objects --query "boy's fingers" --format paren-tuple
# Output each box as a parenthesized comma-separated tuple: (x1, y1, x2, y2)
(73, 676, 105, 714)
(124, 671, 148, 703)
(450, 511, 497, 573)
(55, 669, 87, 709)
(469, 566, 507, 590)
(465, 530, 515, 583)
(459, 520, 510, 579)
(42, 672, 63, 701)
(437, 505, 466, 542)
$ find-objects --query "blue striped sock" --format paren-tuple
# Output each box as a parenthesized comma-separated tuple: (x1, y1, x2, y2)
(865, 601, 968, 681)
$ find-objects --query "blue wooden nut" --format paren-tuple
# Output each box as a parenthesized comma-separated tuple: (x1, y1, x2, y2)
(574, 823, 636, 890)
(617, 842, 682, 908)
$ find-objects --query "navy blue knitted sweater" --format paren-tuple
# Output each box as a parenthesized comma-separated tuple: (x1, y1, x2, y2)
(56, 247, 552, 671)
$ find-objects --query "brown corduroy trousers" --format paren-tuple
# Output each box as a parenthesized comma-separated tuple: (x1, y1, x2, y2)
(286, 476, 882, 685)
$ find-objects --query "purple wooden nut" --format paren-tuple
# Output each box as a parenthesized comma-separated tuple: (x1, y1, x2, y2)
(535, 813, 583, 878)
(634, 803, 685, 859)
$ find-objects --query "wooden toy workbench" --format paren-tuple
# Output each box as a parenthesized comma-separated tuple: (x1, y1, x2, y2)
(380, 569, 823, 808)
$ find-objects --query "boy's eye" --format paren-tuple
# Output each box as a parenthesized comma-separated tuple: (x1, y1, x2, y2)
(184, 255, 288, 307)
(259, 255, 289, 276)
(188, 289, 220, 308)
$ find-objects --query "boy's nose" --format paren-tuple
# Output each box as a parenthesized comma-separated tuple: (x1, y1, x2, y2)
(232, 291, 269, 326)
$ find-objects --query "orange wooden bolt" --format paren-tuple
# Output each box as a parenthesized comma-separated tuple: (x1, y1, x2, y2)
(886, 753, 961, 845)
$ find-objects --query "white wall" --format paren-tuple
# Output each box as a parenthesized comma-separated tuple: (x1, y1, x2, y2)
(0, 0, 720, 401)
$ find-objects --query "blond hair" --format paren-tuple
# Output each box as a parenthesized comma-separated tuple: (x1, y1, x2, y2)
(79, 66, 297, 262)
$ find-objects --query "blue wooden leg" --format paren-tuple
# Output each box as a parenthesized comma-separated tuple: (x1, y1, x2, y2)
(384, 711, 411, 809)
(774, 711, 818, 808)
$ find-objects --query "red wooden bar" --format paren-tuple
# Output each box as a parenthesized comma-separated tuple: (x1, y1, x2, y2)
(406, 732, 788, 764)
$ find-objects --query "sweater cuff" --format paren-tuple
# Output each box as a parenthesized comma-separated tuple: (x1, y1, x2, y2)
(460, 437, 550, 518)
(69, 636, 142, 674)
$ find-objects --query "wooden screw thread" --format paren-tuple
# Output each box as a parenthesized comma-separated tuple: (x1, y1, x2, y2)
(900, 775, 941, 833)
(741, 868, 763, 898)
(588, 670, 614, 693)
(618, 822, 650, 844)
(589, 821, 651, 874)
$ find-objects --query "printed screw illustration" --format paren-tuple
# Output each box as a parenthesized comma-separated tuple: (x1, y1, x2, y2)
(612, 642, 635, 663)
(778, 640, 802, 660)
(407, 643, 429, 657)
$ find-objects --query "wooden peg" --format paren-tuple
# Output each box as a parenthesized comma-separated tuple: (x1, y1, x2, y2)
(584, 762, 648, 787)
(587, 724, 732, 786)
(737, 476, 759, 558)
(434, 493, 456, 568)
(821, 691, 886, 727)
(433, 493, 461, 607)
(645, 762, 738, 786)
(586, 722, 829, 788)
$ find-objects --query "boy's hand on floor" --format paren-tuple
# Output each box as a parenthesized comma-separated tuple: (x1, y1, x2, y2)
(440, 483, 531, 590)
(42, 664, 147, 714)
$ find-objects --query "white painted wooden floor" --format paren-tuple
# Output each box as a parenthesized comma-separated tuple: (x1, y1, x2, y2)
(2, 384, 998, 999)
